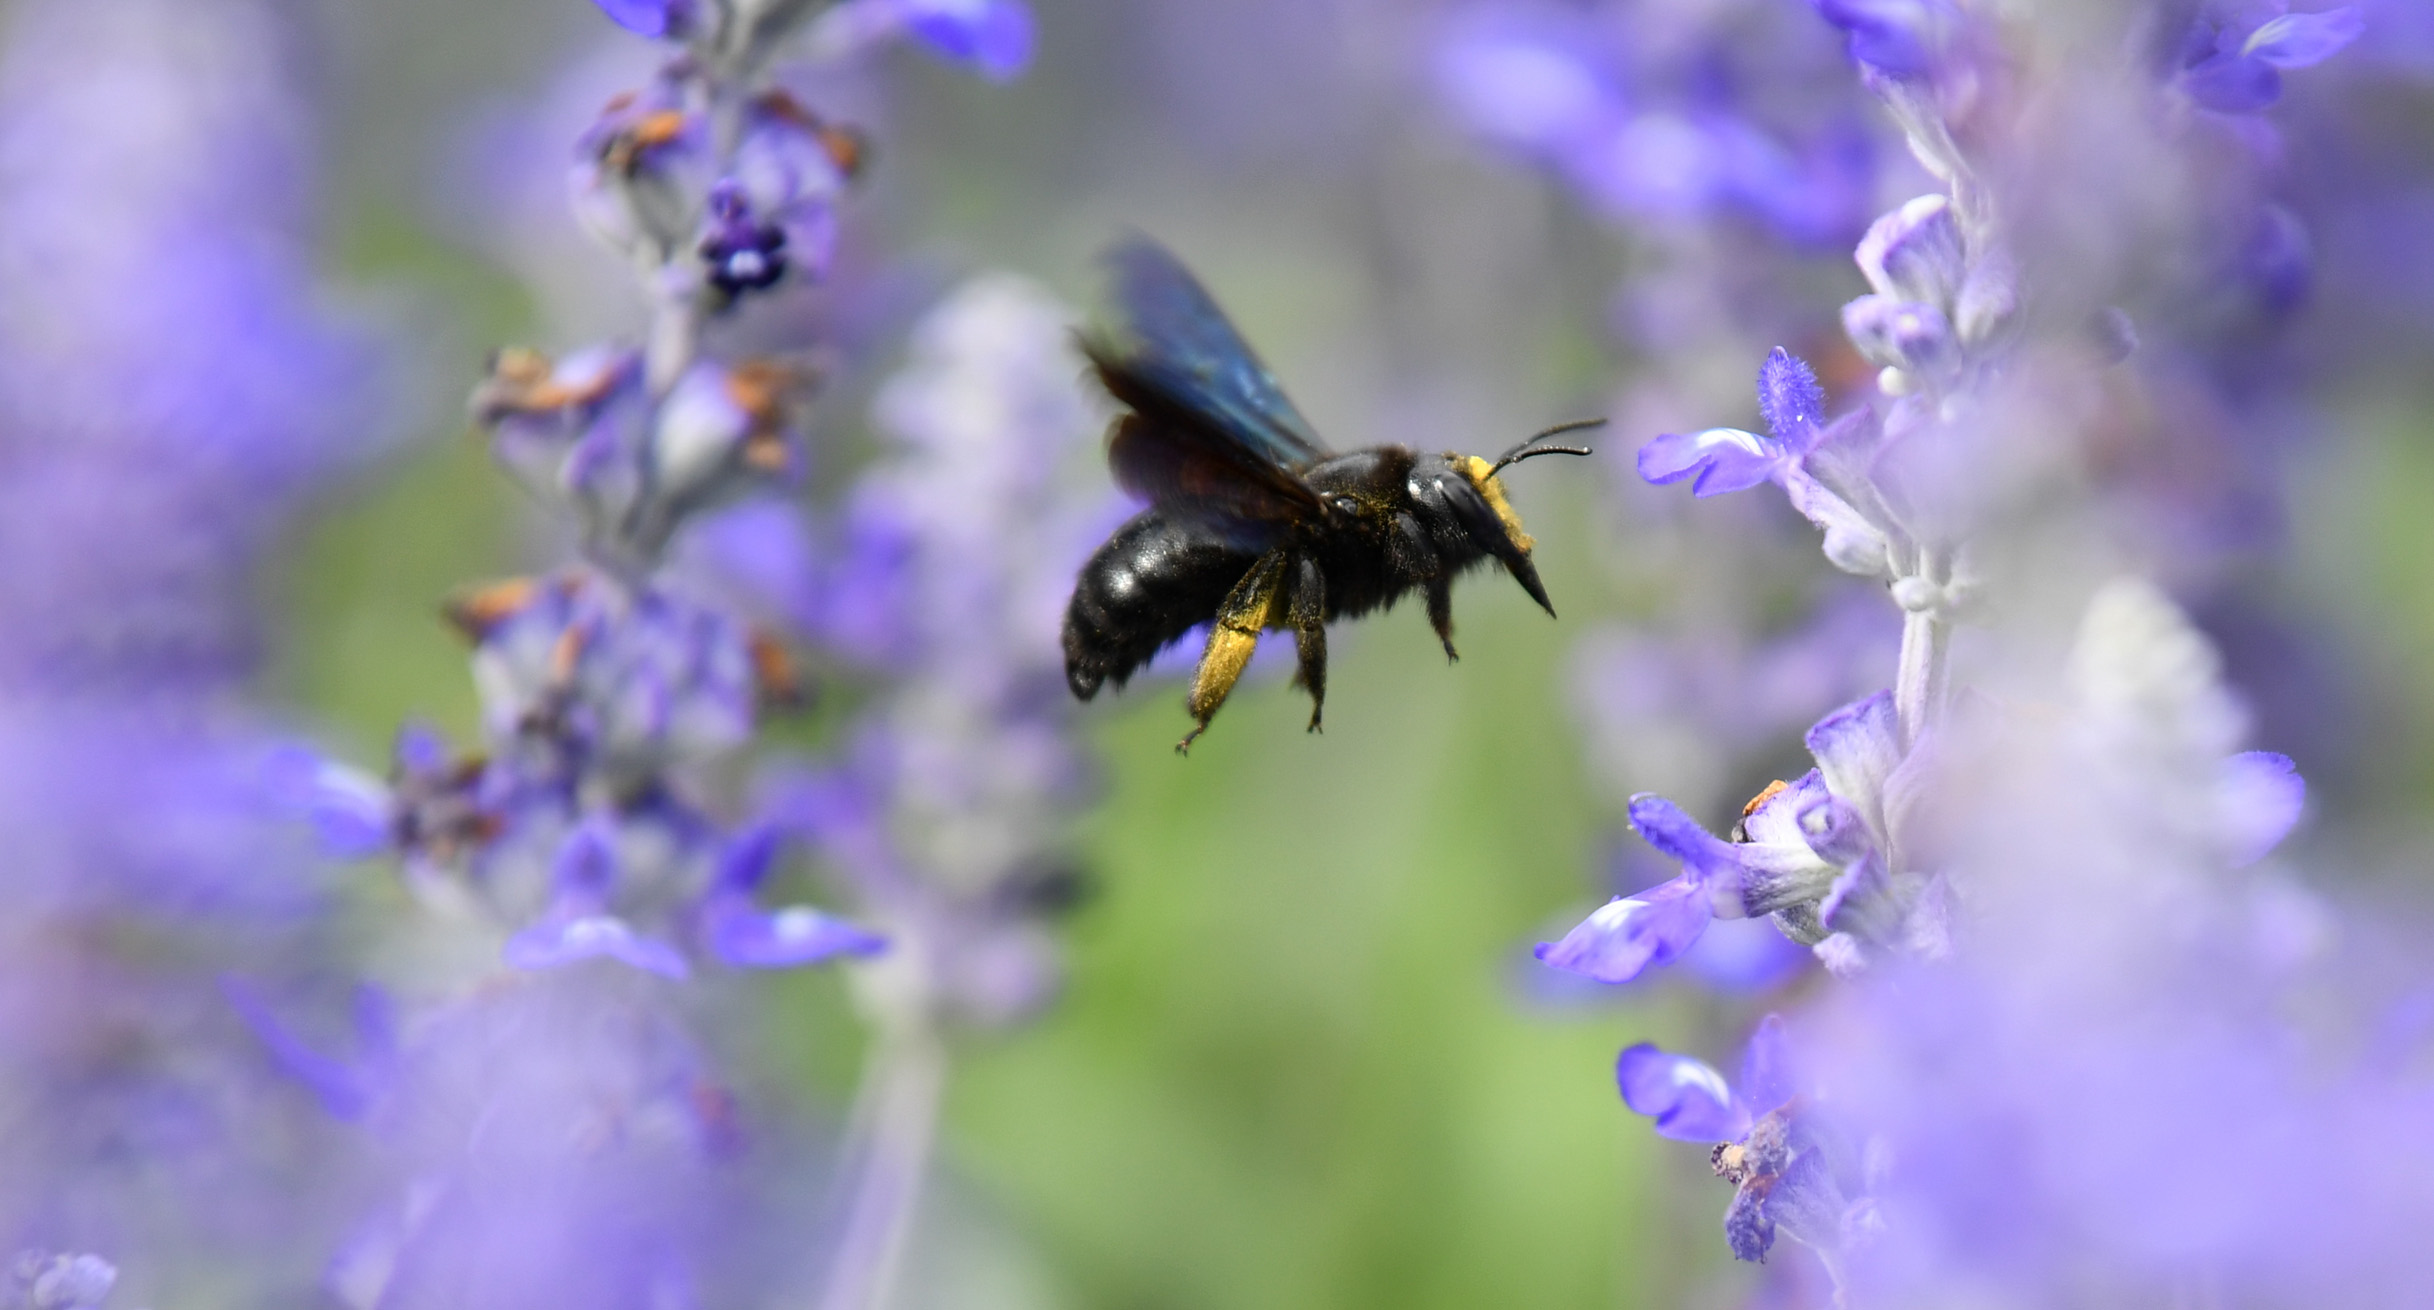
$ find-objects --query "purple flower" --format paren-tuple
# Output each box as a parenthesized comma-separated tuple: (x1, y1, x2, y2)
(503, 824, 692, 980)
(1619, 1018, 1861, 1265)
(1640, 348, 1896, 576)
(1638, 349, 1826, 495)
(698, 826, 886, 968)
(1534, 875, 1715, 983)
(898, 0, 1037, 81)
(571, 78, 712, 264)
(2220, 750, 2306, 864)
(808, 0, 1038, 82)
(1538, 691, 1931, 984)
(5, 1252, 120, 1310)
(223, 978, 399, 1122)
(2178, 5, 2364, 113)
(262, 745, 392, 858)
(699, 182, 789, 297)
(1432, 4, 1878, 247)
(1811, 0, 1957, 79)
(1431, 16, 1616, 158)
(590, 0, 693, 39)
(1617, 1015, 1798, 1143)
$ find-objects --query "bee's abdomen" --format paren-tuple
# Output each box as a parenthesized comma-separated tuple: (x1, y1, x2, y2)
(1063, 511, 1255, 699)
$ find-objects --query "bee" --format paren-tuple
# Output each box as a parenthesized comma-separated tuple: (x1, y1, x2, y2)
(1062, 238, 1598, 752)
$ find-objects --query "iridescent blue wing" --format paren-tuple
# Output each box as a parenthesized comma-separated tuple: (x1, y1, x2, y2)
(1090, 238, 1329, 489)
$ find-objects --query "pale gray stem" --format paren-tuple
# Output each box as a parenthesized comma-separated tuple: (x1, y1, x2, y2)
(644, 291, 702, 395)
(816, 1013, 948, 1310)
(1894, 552, 1952, 746)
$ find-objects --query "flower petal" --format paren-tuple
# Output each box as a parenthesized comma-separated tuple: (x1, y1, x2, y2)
(2184, 53, 2284, 113)
(221, 977, 382, 1121)
(704, 898, 886, 968)
(1736, 1015, 1797, 1116)
(2219, 750, 2306, 865)
(1737, 771, 1830, 848)
(1779, 466, 1893, 577)
(1804, 691, 1903, 817)
(1637, 428, 1784, 497)
(1854, 194, 1965, 307)
(1533, 881, 1712, 983)
(2243, 8, 2363, 68)
(1617, 1043, 1750, 1142)
(591, 0, 689, 38)
(903, 0, 1036, 80)
(505, 914, 692, 980)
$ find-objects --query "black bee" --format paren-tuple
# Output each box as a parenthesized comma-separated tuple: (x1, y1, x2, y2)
(1062, 238, 1597, 752)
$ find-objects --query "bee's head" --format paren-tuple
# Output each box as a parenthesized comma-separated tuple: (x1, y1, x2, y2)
(1411, 421, 1599, 617)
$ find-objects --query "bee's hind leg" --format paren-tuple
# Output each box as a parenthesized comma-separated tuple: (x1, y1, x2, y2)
(1289, 555, 1326, 733)
(1180, 549, 1287, 753)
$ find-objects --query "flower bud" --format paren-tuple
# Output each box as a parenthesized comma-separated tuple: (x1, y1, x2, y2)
(1855, 194, 1965, 307)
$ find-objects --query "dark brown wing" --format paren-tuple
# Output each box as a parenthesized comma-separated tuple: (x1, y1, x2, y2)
(1084, 337, 1325, 530)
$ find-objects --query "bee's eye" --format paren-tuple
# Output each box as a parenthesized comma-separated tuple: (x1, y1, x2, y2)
(1331, 495, 1359, 516)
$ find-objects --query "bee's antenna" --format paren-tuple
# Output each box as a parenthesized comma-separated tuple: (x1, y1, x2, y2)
(1488, 418, 1605, 475)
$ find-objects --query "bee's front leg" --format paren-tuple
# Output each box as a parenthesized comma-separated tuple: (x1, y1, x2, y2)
(1426, 576, 1458, 662)
(1288, 555, 1326, 733)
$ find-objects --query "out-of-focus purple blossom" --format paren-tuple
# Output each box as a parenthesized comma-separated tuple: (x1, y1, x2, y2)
(700, 826, 887, 967)
(2177, 5, 2364, 114)
(1810, 0, 1957, 79)
(1432, 2, 1878, 249)
(795, 275, 1107, 1027)
(0, 0, 408, 1293)
(474, 348, 803, 566)
(503, 823, 693, 979)
(3, 1252, 120, 1310)
(223, 978, 398, 1123)
(700, 181, 790, 297)
(806, 0, 1038, 82)
(591, 0, 695, 41)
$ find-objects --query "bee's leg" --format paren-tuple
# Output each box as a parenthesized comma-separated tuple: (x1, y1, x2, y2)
(1288, 554, 1327, 733)
(1179, 550, 1287, 754)
(1427, 576, 1458, 662)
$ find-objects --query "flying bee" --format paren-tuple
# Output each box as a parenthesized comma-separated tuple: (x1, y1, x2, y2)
(1061, 238, 1598, 752)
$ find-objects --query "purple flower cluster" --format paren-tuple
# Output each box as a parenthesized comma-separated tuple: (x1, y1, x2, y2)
(0, 0, 405, 1297)
(1507, 0, 2432, 1295)
(1434, 0, 1876, 248)
(231, 1, 1050, 1305)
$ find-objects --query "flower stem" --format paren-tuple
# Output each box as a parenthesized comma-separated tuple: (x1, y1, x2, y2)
(1894, 554, 1952, 745)
(816, 1007, 948, 1310)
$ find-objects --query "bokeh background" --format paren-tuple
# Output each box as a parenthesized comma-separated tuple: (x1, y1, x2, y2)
(37, 0, 2434, 1304)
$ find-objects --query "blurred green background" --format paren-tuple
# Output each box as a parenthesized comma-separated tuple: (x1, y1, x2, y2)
(259, 0, 2434, 1306)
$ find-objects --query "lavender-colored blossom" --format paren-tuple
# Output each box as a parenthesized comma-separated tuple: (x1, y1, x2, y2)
(0, 0, 408, 1294)
(806, 0, 1039, 81)
(2177, 5, 2364, 114)
(1617, 1018, 1870, 1266)
(3, 1252, 120, 1310)
(1433, 2, 1877, 248)
(700, 826, 888, 967)
(591, 0, 695, 41)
